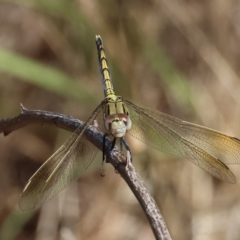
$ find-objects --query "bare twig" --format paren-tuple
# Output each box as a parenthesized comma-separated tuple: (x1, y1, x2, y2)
(0, 104, 172, 240)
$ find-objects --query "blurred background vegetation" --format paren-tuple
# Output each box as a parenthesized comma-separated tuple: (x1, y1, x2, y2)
(0, 0, 240, 239)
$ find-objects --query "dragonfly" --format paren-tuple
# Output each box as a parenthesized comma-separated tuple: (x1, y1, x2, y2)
(19, 35, 240, 211)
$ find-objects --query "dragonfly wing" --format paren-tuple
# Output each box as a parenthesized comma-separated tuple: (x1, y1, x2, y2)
(125, 100, 236, 183)
(157, 115, 240, 164)
(19, 103, 105, 211)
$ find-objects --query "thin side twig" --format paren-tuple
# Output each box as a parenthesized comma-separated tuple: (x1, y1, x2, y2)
(0, 104, 172, 240)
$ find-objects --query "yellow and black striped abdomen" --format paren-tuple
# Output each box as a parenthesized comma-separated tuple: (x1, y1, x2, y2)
(96, 35, 115, 98)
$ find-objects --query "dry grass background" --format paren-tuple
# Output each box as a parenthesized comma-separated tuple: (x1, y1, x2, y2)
(0, 0, 240, 239)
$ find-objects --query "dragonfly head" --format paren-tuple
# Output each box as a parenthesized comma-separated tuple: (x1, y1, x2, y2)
(105, 114, 132, 138)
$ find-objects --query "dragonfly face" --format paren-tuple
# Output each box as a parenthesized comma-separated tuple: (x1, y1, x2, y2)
(104, 113, 132, 138)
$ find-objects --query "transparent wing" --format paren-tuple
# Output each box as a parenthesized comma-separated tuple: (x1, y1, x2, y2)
(125, 100, 238, 183)
(19, 103, 105, 211)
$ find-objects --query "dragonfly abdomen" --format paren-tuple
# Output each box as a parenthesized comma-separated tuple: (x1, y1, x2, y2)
(96, 35, 115, 98)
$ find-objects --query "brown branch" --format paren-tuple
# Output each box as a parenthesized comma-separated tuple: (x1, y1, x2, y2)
(0, 104, 172, 240)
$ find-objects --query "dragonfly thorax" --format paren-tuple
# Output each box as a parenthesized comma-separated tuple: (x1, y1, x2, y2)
(104, 114, 132, 138)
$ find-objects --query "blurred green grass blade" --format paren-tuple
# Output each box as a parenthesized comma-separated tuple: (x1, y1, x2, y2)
(140, 34, 193, 110)
(2, 0, 96, 78)
(127, 18, 194, 110)
(142, 38, 193, 110)
(0, 48, 92, 101)
(4, 0, 95, 41)
(6, 0, 86, 23)
(0, 207, 33, 240)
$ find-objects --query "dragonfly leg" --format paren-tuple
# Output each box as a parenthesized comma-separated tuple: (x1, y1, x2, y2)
(102, 133, 110, 176)
(121, 138, 132, 160)
(121, 138, 133, 168)
(110, 137, 117, 151)
(120, 139, 123, 151)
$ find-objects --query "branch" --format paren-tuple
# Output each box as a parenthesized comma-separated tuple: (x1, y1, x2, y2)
(0, 104, 172, 240)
